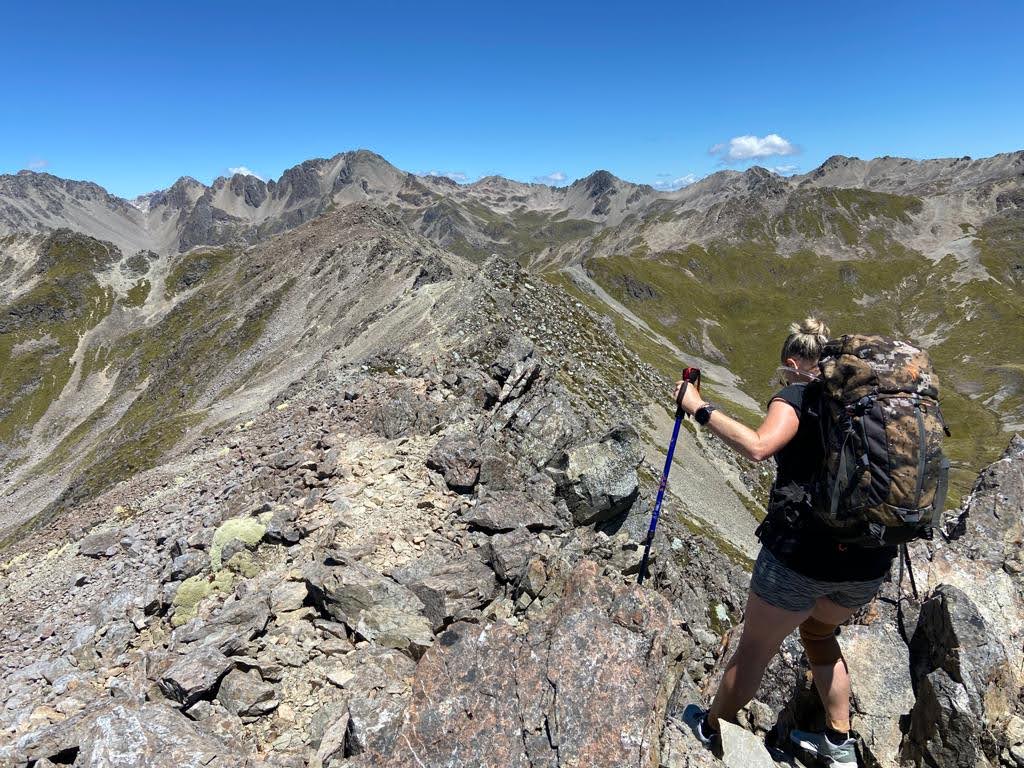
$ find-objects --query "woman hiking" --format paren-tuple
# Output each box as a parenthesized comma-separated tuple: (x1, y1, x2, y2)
(676, 317, 897, 768)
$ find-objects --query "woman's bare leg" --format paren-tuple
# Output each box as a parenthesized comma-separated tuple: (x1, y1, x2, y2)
(806, 597, 857, 733)
(708, 591, 810, 728)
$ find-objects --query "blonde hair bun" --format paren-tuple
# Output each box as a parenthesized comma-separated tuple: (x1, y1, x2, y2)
(790, 316, 830, 338)
(781, 316, 830, 362)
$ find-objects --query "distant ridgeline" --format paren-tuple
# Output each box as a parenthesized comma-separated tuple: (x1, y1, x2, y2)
(0, 149, 1021, 531)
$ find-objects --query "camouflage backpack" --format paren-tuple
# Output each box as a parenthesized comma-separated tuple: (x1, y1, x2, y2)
(812, 334, 951, 547)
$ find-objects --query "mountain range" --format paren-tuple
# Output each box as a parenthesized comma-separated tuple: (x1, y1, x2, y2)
(1, 148, 1022, 536)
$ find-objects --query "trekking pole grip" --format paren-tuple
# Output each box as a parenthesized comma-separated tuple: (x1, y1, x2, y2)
(676, 367, 702, 418)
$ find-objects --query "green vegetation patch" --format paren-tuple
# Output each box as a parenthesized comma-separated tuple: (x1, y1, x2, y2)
(0, 232, 117, 450)
(164, 248, 236, 297)
(122, 278, 151, 308)
(586, 237, 1022, 505)
(37, 267, 295, 525)
(210, 515, 269, 570)
(171, 570, 235, 627)
(777, 189, 923, 246)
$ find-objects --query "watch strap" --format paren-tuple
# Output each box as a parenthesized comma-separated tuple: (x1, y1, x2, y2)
(695, 404, 717, 426)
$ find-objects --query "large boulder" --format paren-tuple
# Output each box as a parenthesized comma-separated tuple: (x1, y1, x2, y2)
(482, 526, 538, 583)
(158, 645, 235, 709)
(497, 381, 588, 470)
(840, 623, 916, 768)
(306, 560, 434, 657)
(216, 669, 279, 720)
(426, 433, 481, 493)
(549, 424, 643, 526)
(375, 560, 686, 767)
(461, 489, 568, 533)
(906, 585, 1015, 767)
(177, 592, 271, 654)
(902, 436, 1024, 765)
(407, 554, 499, 632)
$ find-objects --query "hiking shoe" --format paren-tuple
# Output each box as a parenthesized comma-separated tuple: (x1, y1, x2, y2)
(680, 704, 720, 749)
(790, 728, 858, 767)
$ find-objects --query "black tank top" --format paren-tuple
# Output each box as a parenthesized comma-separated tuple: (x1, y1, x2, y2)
(757, 383, 897, 582)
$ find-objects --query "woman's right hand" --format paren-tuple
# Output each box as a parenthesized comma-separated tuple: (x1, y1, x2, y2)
(673, 378, 705, 416)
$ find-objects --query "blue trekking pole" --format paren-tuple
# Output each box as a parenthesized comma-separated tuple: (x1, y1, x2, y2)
(638, 367, 701, 585)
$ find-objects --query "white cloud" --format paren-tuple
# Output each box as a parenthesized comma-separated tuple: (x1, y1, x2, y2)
(26, 158, 49, 171)
(709, 134, 798, 163)
(769, 164, 800, 176)
(652, 172, 698, 191)
(533, 171, 567, 185)
(228, 166, 264, 179)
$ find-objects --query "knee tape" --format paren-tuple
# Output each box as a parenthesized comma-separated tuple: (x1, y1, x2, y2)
(798, 617, 842, 666)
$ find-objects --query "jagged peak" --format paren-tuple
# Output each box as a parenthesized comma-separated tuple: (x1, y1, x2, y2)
(0, 170, 113, 199)
(572, 169, 621, 190)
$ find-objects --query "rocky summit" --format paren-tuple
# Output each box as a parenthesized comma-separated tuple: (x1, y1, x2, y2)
(0, 151, 1022, 768)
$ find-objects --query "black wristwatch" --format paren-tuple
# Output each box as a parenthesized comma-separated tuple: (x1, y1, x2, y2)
(695, 403, 717, 426)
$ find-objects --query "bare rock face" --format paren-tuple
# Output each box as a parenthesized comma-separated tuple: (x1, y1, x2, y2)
(840, 624, 915, 768)
(77, 703, 245, 767)
(376, 560, 686, 767)
(549, 424, 643, 526)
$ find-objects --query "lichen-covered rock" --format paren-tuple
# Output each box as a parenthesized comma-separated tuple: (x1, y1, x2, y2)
(170, 570, 235, 627)
(209, 515, 268, 570)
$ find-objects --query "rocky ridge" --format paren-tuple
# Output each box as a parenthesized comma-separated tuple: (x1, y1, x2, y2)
(1, 297, 1022, 766)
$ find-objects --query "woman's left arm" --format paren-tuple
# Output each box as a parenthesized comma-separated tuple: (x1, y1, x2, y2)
(674, 382, 799, 462)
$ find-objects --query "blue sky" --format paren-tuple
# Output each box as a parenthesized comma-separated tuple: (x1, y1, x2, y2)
(3, 0, 1022, 198)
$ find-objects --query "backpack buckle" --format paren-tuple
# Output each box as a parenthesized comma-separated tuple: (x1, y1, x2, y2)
(855, 395, 875, 414)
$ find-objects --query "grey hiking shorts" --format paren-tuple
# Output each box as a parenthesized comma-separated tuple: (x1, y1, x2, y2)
(750, 547, 885, 613)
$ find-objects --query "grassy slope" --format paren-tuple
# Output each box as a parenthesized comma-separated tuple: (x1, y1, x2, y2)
(0, 233, 117, 454)
(1, 238, 293, 543)
(584, 209, 1023, 505)
(36, 253, 292, 520)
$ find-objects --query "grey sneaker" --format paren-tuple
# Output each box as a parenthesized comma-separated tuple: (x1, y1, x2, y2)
(680, 704, 719, 749)
(790, 728, 858, 767)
